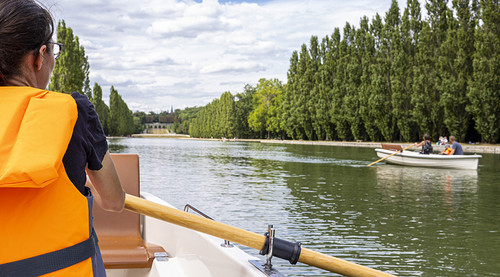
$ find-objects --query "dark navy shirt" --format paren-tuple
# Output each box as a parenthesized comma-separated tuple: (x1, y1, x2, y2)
(62, 92, 108, 194)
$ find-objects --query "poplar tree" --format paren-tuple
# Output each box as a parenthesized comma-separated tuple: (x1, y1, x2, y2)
(358, 16, 379, 141)
(219, 91, 235, 138)
(412, 22, 440, 137)
(392, 0, 420, 141)
(315, 35, 335, 140)
(369, 13, 395, 141)
(327, 28, 342, 140)
(91, 82, 110, 135)
(297, 43, 315, 140)
(439, 0, 476, 141)
(332, 26, 351, 140)
(49, 20, 90, 96)
(307, 36, 322, 140)
(467, 0, 500, 143)
(234, 85, 258, 139)
(342, 23, 363, 140)
(281, 51, 299, 139)
(109, 86, 134, 136)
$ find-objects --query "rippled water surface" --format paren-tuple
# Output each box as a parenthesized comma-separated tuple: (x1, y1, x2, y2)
(109, 138, 500, 276)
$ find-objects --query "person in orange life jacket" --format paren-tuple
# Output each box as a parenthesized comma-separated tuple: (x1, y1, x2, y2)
(0, 0, 125, 276)
(415, 133, 433, 154)
(441, 144, 452, 155)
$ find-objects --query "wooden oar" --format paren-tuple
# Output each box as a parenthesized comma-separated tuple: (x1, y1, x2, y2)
(125, 194, 396, 277)
(367, 144, 414, 167)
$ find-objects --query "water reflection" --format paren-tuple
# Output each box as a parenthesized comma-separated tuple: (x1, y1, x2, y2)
(107, 138, 128, 152)
(372, 165, 484, 276)
(374, 165, 478, 193)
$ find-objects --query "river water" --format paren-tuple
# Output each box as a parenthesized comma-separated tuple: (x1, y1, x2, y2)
(108, 138, 500, 276)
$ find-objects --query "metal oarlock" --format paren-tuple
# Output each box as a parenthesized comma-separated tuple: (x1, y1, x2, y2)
(265, 225, 275, 270)
(259, 225, 301, 265)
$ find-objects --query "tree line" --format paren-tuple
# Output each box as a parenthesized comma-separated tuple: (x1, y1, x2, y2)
(184, 0, 499, 143)
(50, 0, 498, 143)
(49, 20, 139, 137)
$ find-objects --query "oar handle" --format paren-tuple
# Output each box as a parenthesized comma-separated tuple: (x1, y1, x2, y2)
(124, 194, 396, 277)
(367, 144, 414, 167)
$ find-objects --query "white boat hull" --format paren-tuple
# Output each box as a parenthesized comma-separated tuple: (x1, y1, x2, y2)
(101, 154, 275, 277)
(375, 149, 481, 170)
(105, 192, 270, 277)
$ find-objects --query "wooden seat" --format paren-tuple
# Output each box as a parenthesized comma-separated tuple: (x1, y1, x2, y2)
(92, 153, 165, 269)
(381, 144, 402, 151)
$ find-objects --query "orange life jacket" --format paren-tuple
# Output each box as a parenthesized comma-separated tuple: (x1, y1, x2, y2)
(0, 87, 95, 276)
(441, 147, 452, 155)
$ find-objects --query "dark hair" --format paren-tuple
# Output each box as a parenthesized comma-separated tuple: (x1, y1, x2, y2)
(423, 133, 430, 140)
(0, 0, 54, 85)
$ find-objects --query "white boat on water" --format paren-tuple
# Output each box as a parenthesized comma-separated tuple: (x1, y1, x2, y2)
(374, 147, 482, 170)
(99, 154, 283, 277)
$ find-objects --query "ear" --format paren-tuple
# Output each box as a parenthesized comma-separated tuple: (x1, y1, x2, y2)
(34, 45, 48, 71)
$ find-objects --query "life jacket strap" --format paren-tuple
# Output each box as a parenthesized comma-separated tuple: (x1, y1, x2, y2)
(0, 230, 97, 277)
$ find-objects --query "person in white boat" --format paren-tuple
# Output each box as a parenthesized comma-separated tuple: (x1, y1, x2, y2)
(415, 133, 433, 154)
(0, 0, 124, 276)
(449, 136, 464, 155)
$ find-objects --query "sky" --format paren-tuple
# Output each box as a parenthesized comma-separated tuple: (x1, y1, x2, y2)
(40, 0, 409, 112)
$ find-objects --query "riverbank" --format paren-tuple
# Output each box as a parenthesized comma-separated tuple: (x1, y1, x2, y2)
(131, 133, 190, 138)
(124, 135, 499, 154)
(259, 139, 500, 154)
(193, 138, 499, 154)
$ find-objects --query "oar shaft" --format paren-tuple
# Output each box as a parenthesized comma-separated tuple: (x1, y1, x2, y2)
(124, 194, 396, 277)
(299, 248, 395, 277)
(124, 194, 265, 250)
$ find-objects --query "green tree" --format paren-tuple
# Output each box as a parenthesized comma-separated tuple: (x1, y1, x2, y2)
(306, 36, 322, 140)
(467, 0, 500, 143)
(109, 86, 134, 136)
(358, 16, 380, 141)
(369, 13, 395, 141)
(331, 26, 351, 140)
(248, 78, 283, 139)
(133, 111, 147, 134)
(391, 0, 418, 141)
(234, 85, 259, 139)
(438, 0, 476, 141)
(314, 35, 336, 140)
(282, 51, 301, 139)
(49, 20, 90, 96)
(297, 43, 315, 139)
(219, 91, 235, 138)
(342, 23, 364, 141)
(91, 82, 110, 135)
(175, 106, 203, 134)
(412, 22, 441, 138)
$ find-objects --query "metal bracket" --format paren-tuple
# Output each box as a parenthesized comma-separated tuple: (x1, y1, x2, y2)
(154, 252, 169, 262)
(184, 204, 234, 248)
(249, 259, 286, 277)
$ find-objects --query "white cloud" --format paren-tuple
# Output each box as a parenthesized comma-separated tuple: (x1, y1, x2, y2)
(200, 61, 266, 74)
(41, 0, 408, 111)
